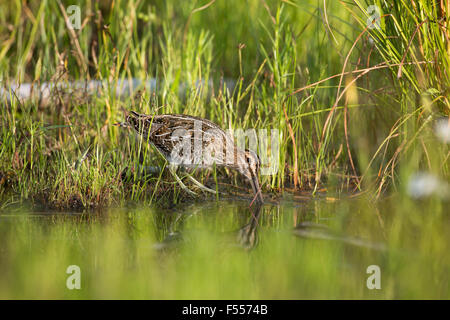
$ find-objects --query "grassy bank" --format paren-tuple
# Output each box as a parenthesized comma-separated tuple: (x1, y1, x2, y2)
(0, 0, 448, 209)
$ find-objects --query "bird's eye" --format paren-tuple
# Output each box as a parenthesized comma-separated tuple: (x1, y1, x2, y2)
(245, 155, 252, 166)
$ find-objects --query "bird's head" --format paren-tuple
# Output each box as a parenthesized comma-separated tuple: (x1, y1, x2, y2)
(114, 110, 147, 135)
(244, 149, 260, 177)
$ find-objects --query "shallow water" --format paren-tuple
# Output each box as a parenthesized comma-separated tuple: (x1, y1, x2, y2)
(0, 196, 448, 299)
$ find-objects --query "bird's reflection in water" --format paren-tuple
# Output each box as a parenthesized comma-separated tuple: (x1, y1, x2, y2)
(236, 203, 263, 250)
(154, 201, 264, 251)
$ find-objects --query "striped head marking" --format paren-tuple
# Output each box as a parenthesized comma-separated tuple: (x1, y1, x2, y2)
(125, 111, 148, 135)
(244, 149, 260, 177)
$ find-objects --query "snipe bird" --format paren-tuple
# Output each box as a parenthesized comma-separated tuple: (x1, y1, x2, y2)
(115, 111, 264, 205)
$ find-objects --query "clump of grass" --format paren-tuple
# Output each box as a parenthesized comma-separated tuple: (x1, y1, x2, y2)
(0, 0, 448, 209)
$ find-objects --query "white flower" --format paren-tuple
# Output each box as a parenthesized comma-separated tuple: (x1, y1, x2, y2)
(408, 172, 440, 199)
(434, 118, 450, 144)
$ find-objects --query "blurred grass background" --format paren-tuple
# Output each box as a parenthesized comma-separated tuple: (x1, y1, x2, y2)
(0, 0, 449, 299)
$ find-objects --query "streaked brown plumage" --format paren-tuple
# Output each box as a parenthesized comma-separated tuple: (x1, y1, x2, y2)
(115, 111, 264, 205)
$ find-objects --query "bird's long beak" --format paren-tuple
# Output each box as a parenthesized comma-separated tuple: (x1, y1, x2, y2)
(249, 174, 264, 206)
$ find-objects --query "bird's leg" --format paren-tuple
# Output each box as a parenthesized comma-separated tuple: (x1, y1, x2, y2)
(168, 164, 197, 196)
(186, 174, 217, 194)
(181, 166, 217, 194)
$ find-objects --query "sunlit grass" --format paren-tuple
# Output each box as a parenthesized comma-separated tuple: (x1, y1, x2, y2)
(0, 0, 448, 207)
(0, 0, 448, 299)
